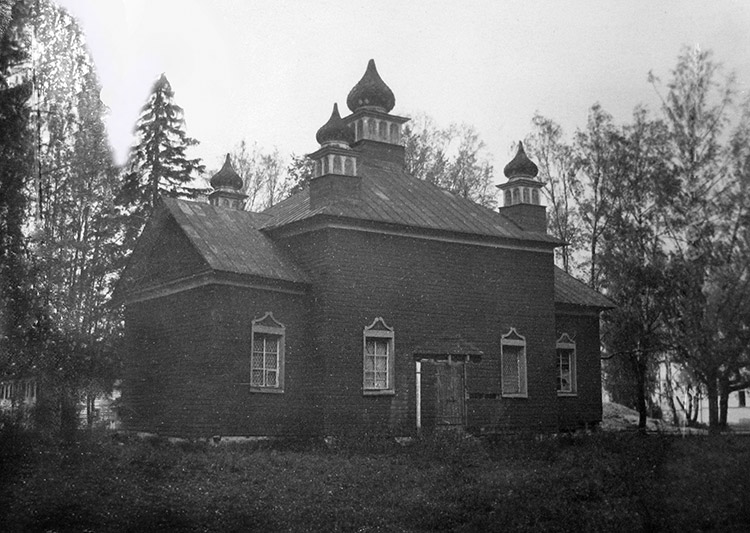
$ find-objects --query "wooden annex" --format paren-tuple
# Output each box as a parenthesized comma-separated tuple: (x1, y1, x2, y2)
(115, 60, 614, 438)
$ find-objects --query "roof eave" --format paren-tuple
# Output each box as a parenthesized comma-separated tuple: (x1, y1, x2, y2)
(264, 213, 560, 251)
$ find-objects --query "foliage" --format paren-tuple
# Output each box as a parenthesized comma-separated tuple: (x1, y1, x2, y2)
(526, 47, 750, 431)
(2, 432, 749, 532)
(285, 152, 315, 197)
(118, 73, 205, 246)
(0, 0, 124, 435)
(572, 103, 620, 291)
(403, 112, 496, 208)
(525, 114, 582, 272)
(597, 108, 676, 428)
(651, 47, 750, 428)
(0, 0, 34, 377)
(225, 140, 293, 211)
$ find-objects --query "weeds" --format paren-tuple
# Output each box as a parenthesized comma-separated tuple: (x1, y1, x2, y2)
(1, 430, 749, 532)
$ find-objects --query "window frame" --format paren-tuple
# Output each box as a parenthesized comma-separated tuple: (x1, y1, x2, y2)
(501, 327, 528, 398)
(248, 312, 285, 393)
(556, 333, 577, 396)
(363, 317, 395, 396)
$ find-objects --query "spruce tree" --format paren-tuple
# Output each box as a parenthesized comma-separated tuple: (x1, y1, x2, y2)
(119, 73, 204, 245)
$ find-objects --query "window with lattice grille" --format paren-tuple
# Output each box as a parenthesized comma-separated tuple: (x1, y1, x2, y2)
(363, 318, 395, 394)
(556, 334, 577, 395)
(250, 313, 285, 392)
(252, 334, 280, 387)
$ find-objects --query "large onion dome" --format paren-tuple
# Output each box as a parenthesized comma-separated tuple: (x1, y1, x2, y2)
(503, 142, 539, 179)
(211, 154, 243, 190)
(346, 59, 395, 113)
(316, 103, 355, 145)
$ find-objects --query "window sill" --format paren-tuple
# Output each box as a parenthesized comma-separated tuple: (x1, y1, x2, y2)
(363, 389, 395, 396)
(557, 392, 578, 397)
(238, 384, 285, 394)
(501, 393, 528, 399)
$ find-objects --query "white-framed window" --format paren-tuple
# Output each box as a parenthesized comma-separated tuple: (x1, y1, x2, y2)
(556, 333, 577, 395)
(0, 382, 11, 400)
(501, 328, 527, 397)
(363, 317, 395, 395)
(250, 312, 285, 392)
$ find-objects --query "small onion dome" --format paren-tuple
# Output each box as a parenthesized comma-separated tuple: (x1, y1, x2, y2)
(210, 154, 243, 190)
(316, 103, 355, 145)
(346, 59, 395, 113)
(503, 141, 539, 179)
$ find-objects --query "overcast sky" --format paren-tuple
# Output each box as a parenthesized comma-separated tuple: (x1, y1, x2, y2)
(55, 0, 750, 174)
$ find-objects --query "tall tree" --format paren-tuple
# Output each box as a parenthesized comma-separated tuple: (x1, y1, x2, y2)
(599, 108, 674, 429)
(1, 0, 124, 433)
(653, 47, 749, 429)
(403, 113, 496, 208)
(0, 0, 34, 379)
(118, 73, 204, 245)
(525, 114, 582, 272)
(573, 103, 619, 290)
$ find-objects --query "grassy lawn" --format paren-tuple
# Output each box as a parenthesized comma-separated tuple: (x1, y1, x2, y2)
(1, 430, 749, 532)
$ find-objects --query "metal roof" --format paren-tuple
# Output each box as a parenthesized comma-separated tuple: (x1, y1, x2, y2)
(163, 198, 309, 284)
(554, 267, 615, 309)
(261, 158, 561, 245)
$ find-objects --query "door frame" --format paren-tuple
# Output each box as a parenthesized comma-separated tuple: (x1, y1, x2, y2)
(416, 355, 471, 432)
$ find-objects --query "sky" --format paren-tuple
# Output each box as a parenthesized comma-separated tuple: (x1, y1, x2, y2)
(54, 0, 750, 174)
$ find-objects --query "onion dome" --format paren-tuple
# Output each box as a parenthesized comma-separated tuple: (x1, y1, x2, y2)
(346, 59, 395, 113)
(316, 103, 355, 145)
(503, 141, 539, 179)
(210, 154, 243, 190)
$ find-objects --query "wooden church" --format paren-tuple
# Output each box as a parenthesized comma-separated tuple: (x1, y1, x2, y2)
(115, 60, 613, 438)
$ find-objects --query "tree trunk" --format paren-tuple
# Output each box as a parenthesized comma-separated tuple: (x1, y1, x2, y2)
(692, 391, 702, 424)
(86, 394, 95, 429)
(60, 389, 78, 443)
(636, 358, 648, 430)
(706, 376, 719, 432)
(719, 377, 729, 428)
(663, 360, 679, 425)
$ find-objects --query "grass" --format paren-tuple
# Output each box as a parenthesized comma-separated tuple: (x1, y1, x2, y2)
(1, 429, 749, 532)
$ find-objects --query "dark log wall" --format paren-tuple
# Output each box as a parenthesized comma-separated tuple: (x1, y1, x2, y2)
(555, 308, 604, 430)
(123, 285, 314, 438)
(123, 224, 603, 437)
(283, 227, 560, 435)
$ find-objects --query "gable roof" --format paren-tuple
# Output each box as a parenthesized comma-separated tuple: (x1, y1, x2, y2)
(161, 198, 309, 284)
(261, 157, 561, 246)
(554, 267, 615, 309)
(115, 198, 310, 302)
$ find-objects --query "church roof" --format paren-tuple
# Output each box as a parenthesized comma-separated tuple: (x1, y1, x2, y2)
(261, 158, 561, 245)
(210, 154, 244, 191)
(119, 198, 610, 310)
(346, 59, 396, 113)
(162, 198, 309, 284)
(316, 103, 355, 145)
(504, 141, 539, 179)
(554, 267, 615, 309)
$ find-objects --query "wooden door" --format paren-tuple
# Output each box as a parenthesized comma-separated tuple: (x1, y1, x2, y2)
(435, 361, 466, 427)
